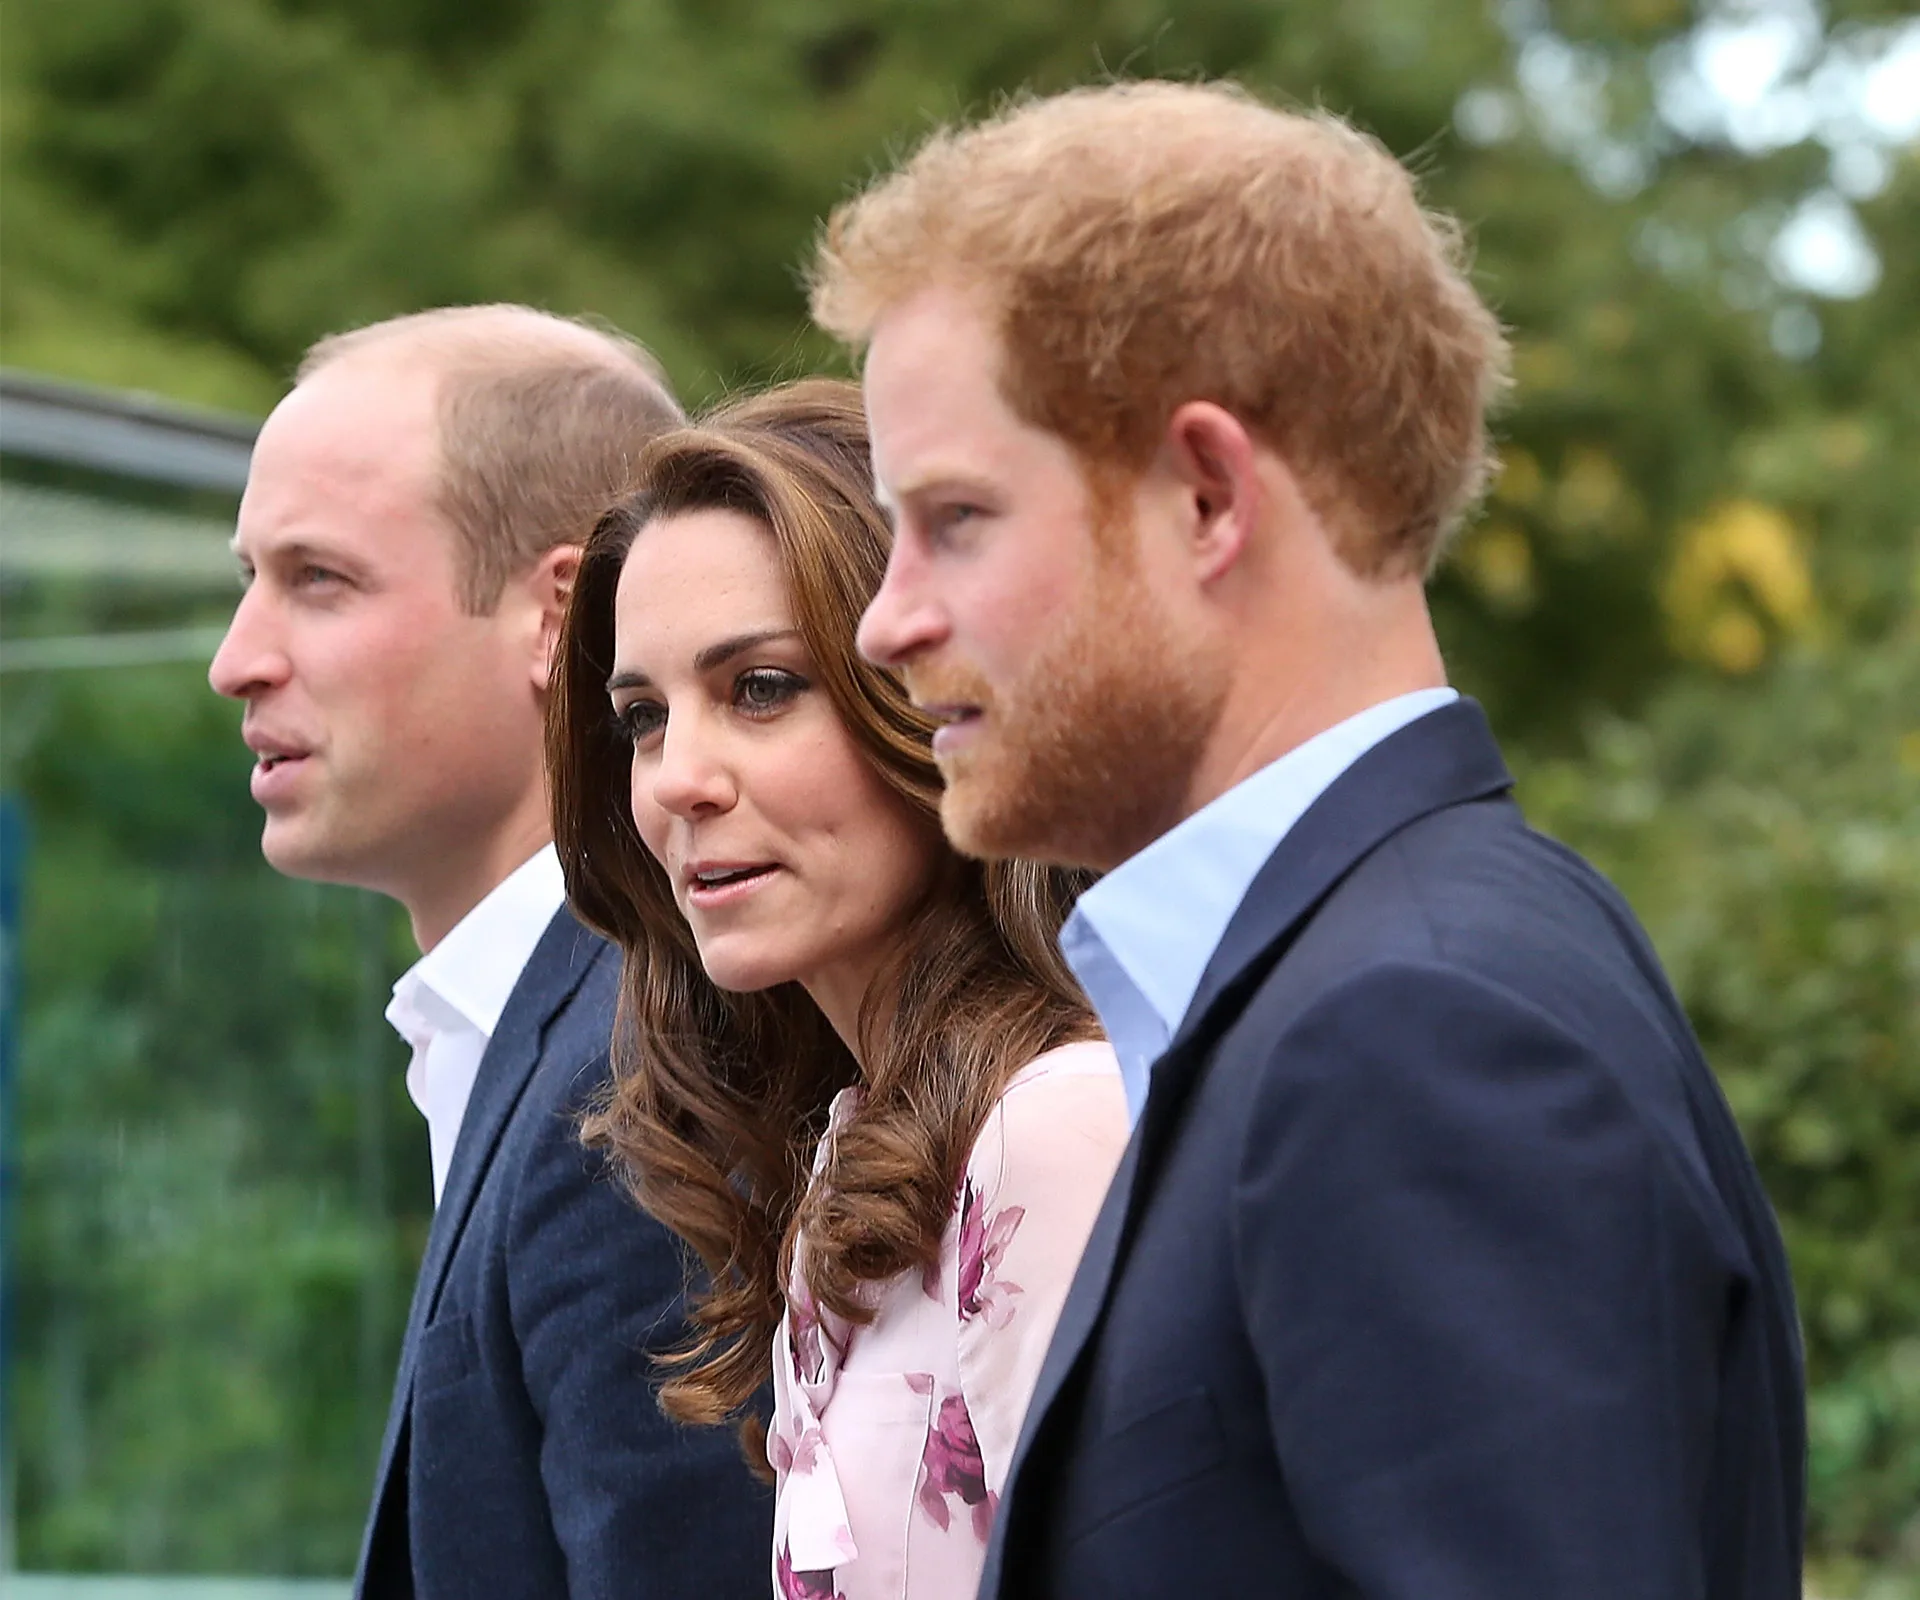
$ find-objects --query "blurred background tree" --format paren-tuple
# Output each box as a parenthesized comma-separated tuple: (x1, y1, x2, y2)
(1, 0, 1914, 1590)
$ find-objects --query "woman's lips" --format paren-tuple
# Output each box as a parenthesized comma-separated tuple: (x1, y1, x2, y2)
(684, 863, 782, 911)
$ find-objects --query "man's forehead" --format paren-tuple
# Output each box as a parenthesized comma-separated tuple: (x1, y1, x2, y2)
(233, 370, 445, 557)
(864, 294, 1018, 488)
(253, 365, 438, 491)
(865, 286, 994, 396)
(269, 357, 439, 460)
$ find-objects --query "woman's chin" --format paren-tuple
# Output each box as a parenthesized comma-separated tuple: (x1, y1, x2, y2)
(696, 946, 797, 996)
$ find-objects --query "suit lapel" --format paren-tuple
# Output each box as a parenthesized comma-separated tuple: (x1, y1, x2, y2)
(1170, 698, 1512, 1063)
(359, 908, 609, 1568)
(408, 910, 606, 1331)
(996, 701, 1514, 1549)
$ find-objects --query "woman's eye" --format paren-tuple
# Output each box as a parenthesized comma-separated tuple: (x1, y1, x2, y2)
(613, 701, 665, 745)
(734, 668, 805, 716)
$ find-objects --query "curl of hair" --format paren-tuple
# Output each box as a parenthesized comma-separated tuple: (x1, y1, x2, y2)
(546, 379, 1095, 1468)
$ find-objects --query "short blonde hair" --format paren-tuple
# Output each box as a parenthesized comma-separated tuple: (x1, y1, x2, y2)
(300, 304, 684, 610)
(811, 81, 1511, 577)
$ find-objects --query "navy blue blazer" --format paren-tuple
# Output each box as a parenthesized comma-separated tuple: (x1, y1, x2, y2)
(981, 700, 1804, 1600)
(354, 908, 769, 1600)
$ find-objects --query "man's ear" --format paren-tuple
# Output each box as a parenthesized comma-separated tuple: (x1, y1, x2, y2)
(530, 543, 582, 693)
(1163, 401, 1262, 586)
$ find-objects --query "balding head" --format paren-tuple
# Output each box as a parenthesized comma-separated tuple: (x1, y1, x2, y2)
(297, 304, 684, 611)
(297, 303, 672, 389)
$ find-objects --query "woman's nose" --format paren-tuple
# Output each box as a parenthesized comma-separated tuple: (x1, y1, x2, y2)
(645, 714, 738, 819)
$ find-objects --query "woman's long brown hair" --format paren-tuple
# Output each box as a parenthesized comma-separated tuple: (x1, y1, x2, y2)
(547, 379, 1095, 1466)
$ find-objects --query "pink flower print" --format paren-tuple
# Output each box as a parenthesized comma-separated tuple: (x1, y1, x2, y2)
(776, 1543, 845, 1600)
(767, 1416, 824, 1479)
(916, 1392, 1000, 1542)
(956, 1177, 1025, 1327)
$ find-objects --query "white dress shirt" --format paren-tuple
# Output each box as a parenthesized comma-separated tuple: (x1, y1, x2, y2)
(384, 844, 568, 1204)
(1061, 688, 1459, 1123)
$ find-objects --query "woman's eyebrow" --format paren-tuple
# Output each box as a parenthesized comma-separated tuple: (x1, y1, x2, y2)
(693, 628, 800, 673)
(606, 629, 800, 694)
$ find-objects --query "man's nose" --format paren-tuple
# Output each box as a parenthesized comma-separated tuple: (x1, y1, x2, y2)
(857, 540, 947, 668)
(207, 588, 288, 701)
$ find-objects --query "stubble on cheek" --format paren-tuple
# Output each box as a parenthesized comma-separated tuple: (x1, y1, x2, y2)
(938, 566, 1223, 869)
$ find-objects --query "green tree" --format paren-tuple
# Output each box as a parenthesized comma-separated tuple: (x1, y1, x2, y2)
(3, 0, 1915, 1586)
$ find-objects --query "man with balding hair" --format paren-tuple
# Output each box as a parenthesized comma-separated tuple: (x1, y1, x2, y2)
(211, 305, 769, 1599)
(820, 83, 1804, 1600)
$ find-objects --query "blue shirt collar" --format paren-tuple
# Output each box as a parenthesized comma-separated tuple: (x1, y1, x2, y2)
(1061, 688, 1458, 1123)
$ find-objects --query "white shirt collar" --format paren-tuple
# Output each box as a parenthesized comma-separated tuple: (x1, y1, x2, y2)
(397, 843, 569, 1039)
(385, 844, 568, 1202)
(1061, 688, 1458, 1122)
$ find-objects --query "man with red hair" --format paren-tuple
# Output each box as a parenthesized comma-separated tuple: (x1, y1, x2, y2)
(819, 81, 1804, 1600)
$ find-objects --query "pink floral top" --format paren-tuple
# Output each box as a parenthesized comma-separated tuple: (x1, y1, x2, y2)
(769, 1040, 1127, 1600)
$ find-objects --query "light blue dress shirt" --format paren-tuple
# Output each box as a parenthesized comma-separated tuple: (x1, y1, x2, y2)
(1060, 687, 1459, 1124)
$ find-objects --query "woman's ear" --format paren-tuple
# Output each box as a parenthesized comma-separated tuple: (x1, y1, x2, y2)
(1163, 402, 1262, 586)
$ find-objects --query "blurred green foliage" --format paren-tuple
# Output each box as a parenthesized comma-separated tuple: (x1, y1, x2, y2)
(1, 0, 1915, 1588)
(1525, 621, 1920, 1592)
(2, 480, 430, 1576)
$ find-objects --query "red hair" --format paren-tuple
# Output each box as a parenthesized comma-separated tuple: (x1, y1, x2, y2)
(811, 81, 1511, 577)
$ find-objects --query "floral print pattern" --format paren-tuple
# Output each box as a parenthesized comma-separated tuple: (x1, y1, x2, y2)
(768, 1414, 824, 1478)
(916, 1393, 999, 1541)
(954, 1178, 1026, 1328)
(769, 1043, 1128, 1600)
(777, 1544, 847, 1600)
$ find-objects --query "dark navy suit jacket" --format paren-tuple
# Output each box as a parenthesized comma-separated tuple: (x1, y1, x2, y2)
(981, 700, 1804, 1600)
(354, 908, 769, 1599)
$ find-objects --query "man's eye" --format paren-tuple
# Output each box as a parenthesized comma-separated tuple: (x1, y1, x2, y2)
(296, 565, 346, 588)
(613, 701, 665, 745)
(929, 504, 982, 545)
(735, 668, 806, 715)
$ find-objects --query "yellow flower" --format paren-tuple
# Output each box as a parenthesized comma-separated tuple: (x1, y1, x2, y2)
(1704, 609, 1767, 675)
(1663, 499, 1815, 672)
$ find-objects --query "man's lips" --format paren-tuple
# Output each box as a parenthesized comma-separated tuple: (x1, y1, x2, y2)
(244, 729, 313, 767)
(248, 750, 311, 804)
(243, 732, 314, 803)
(922, 705, 984, 758)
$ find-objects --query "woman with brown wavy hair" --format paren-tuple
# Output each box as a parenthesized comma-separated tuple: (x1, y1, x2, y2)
(547, 378, 1126, 1600)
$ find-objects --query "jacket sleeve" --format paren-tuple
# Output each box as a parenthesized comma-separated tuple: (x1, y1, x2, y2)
(505, 1047, 772, 1600)
(1234, 961, 1732, 1600)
